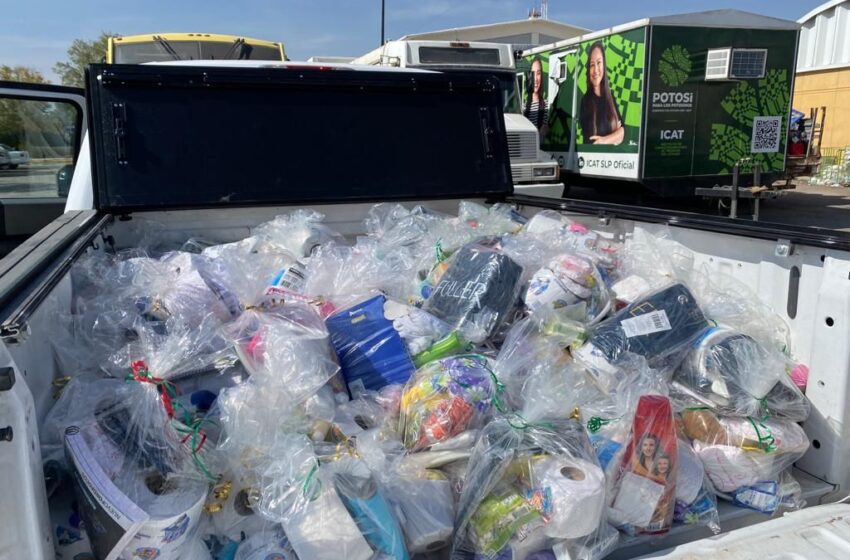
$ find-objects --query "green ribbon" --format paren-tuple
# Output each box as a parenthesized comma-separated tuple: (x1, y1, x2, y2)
(747, 417, 776, 453)
(586, 416, 618, 433)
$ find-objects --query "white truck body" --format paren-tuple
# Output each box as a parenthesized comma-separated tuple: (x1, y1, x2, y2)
(1, 62, 850, 559)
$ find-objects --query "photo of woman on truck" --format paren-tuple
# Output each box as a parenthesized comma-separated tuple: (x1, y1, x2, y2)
(524, 56, 549, 137)
(580, 41, 624, 145)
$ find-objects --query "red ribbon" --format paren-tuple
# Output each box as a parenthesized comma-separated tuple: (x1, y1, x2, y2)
(129, 360, 176, 418)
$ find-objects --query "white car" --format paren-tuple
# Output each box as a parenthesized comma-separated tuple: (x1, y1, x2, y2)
(0, 143, 30, 168)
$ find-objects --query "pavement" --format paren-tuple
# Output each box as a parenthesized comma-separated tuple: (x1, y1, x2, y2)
(563, 178, 850, 232)
(759, 180, 850, 231)
(0, 161, 66, 198)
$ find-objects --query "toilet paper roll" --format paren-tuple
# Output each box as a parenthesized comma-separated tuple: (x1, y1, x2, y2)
(119, 474, 208, 560)
(532, 456, 606, 539)
(392, 478, 454, 553)
(281, 476, 373, 560)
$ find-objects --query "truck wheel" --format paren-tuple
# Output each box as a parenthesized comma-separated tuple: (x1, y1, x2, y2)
(8, 164, 17, 170)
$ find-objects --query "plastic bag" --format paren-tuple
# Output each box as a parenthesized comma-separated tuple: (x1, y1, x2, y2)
(575, 283, 709, 392)
(326, 294, 419, 395)
(607, 395, 678, 535)
(673, 439, 720, 533)
(265, 438, 407, 560)
(451, 418, 612, 560)
(201, 235, 295, 308)
(225, 303, 341, 404)
(253, 209, 344, 258)
(400, 355, 501, 452)
(726, 468, 805, 515)
(423, 240, 524, 344)
(673, 326, 809, 419)
(681, 409, 810, 493)
(524, 252, 612, 325)
(305, 239, 420, 307)
(58, 376, 211, 559)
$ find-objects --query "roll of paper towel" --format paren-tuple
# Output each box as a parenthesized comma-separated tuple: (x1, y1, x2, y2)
(532, 456, 606, 539)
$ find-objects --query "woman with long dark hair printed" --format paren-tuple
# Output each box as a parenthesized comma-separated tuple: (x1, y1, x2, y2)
(580, 41, 624, 145)
(524, 57, 548, 139)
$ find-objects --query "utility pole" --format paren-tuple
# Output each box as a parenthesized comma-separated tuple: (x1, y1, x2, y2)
(381, 0, 386, 45)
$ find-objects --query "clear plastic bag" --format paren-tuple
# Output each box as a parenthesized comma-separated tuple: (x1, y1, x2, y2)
(253, 208, 344, 258)
(451, 418, 612, 560)
(399, 355, 501, 452)
(305, 239, 420, 308)
(524, 252, 612, 325)
(672, 326, 810, 420)
(423, 240, 524, 344)
(681, 409, 810, 493)
(607, 395, 678, 535)
(575, 283, 709, 392)
(326, 294, 419, 395)
(673, 439, 720, 534)
(225, 303, 341, 404)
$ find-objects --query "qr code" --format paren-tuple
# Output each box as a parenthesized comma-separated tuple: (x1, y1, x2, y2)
(751, 116, 782, 153)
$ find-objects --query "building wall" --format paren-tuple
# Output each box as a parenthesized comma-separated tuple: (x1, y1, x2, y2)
(793, 67, 850, 147)
(798, 0, 850, 72)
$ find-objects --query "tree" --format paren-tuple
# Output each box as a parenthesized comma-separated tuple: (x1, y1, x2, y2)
(53, 32, 113, 87)
(0, 65, 48, 84)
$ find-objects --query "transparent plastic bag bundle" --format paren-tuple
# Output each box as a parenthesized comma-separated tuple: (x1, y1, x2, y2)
(253, 209, 344, 258)
(305, 239, 420, 308)
(524, 252, 612, 325)
(522, 211, 621, 272)
(423, 240, 524, 344)
(59, 375, 212, 559)
(201, 235, 296, 308)
(575, 283, 709, 392)
(262, 436, 407, 560)
(225, 303, 341, 404)
(681, 409, 810, 494)
(128, 251, 240, 328)
(400, 355, 501, 452)
(673, 439, 720, 534)
(326, 295, 421, 395)
(451, 418, 612, 560)
(672, 326, 809, 419)
(458, 201, 526, 239)
(493, 314, 576, 411)
(724, 468, 806, 515)
(607, 395, 678, 536)
(620, 226, 696, 292)
(578, 354, 669, 470)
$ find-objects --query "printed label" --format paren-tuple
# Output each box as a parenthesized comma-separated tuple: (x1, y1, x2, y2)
(620, 310, 672, 338)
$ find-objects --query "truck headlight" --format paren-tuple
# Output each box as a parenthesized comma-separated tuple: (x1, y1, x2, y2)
(533, 167, 556, 177)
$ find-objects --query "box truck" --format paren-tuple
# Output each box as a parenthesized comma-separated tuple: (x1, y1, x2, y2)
(518, 10, 799, 197)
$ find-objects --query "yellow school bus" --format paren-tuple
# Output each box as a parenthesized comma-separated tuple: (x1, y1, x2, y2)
(107, 33, 287, 64)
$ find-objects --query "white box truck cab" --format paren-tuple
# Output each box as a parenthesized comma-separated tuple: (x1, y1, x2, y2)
(351, 40, 564, 197)
(1, 63, 850, 558)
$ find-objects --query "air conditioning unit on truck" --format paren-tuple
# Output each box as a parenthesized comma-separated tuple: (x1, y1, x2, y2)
(2, 62, 850, 560)
(351, 39, 563, 197)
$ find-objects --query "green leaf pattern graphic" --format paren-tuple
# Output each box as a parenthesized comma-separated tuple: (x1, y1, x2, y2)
(659, 45, 691, 87)
(710, 69, 789, 173)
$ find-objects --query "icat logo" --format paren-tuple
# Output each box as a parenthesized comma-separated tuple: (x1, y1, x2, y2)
(661, 130, 685, 140)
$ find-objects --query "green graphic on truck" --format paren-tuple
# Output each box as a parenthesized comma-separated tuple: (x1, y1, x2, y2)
(519, 14, 798, 192)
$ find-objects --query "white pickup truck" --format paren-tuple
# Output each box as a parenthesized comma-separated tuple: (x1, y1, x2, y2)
(1, 62, 850, 559)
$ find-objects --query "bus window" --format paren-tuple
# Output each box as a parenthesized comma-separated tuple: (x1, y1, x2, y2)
(109, 34, 285, 64)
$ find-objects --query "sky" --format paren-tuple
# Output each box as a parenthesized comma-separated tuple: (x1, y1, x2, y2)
(1, 0, 827, 83)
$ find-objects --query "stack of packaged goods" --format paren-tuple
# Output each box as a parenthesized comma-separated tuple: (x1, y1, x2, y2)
(41, 203, 812, 560)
